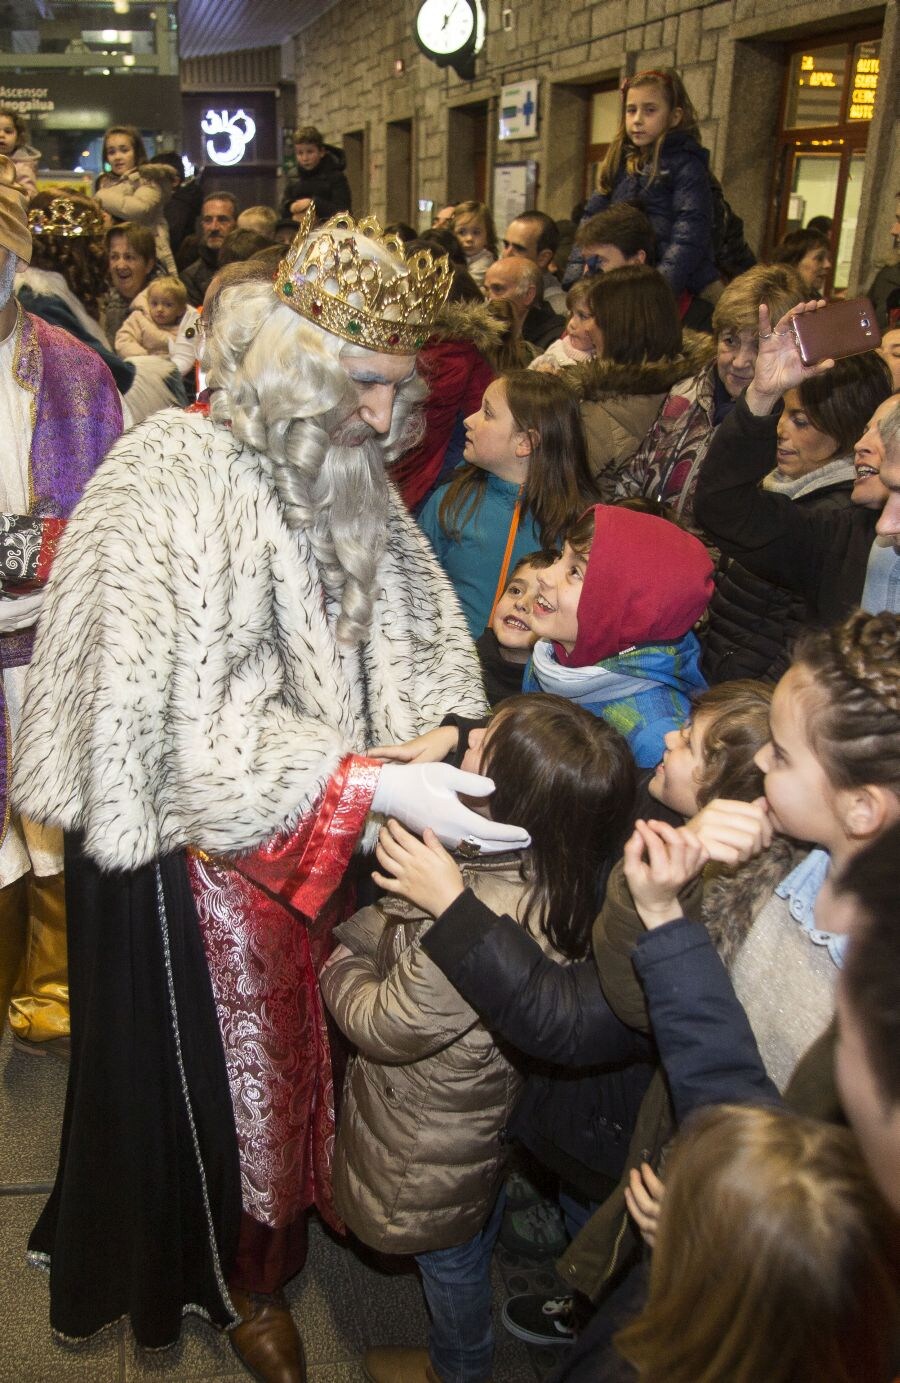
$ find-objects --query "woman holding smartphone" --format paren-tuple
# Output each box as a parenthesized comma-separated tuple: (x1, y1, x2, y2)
(694, 299, 900, 625)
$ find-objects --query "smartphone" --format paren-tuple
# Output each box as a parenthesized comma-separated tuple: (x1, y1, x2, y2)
(791, 297, 881, 366)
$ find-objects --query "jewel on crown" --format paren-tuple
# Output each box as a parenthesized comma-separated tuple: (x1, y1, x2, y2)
(274, 205, 453, 353)
(28, 197, 105, 240)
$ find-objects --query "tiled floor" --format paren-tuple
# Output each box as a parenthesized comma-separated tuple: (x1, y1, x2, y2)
(0, 1030, 564, 1382)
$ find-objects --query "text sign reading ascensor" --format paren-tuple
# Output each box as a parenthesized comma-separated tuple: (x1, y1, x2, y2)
(0, 85, 55, 114)
(202, 108, 257, 166)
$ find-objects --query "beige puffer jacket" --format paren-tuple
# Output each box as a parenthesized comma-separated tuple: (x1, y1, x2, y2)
(94, 163, 177, 272)
(321, 856, 566, 1255)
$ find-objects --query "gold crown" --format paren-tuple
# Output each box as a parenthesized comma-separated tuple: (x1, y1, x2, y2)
(274, 205, 453, 353)
(28, 196, 105, 240)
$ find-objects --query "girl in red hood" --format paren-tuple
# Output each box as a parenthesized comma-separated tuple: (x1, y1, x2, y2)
(523, 503, 713, 766)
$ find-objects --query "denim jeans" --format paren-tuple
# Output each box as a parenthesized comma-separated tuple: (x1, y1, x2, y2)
(415, 1190, 505, 1383)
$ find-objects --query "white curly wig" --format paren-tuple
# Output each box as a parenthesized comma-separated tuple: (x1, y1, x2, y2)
(202, 264, 427, 645)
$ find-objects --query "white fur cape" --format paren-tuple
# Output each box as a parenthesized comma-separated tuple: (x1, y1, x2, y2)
(13, 410, 488, 872)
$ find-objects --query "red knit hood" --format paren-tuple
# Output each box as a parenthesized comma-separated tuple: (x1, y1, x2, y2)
(559, 505, 714, 667)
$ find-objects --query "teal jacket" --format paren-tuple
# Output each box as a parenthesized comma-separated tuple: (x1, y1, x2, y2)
(418, 472, 541, 639)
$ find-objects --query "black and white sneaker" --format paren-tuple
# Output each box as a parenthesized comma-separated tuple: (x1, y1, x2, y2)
(501, 1292, 576, 1346)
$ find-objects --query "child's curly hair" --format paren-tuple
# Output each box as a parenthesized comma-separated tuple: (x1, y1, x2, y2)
(28, 191, 109, 322)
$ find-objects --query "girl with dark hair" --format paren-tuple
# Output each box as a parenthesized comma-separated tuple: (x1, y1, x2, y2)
(321, 693, 637, 1383)
(371, 675, 775, 1352)
(94, 124, 177, 271)
(568, 264, 713, 495)
(418, 369, 600, 637)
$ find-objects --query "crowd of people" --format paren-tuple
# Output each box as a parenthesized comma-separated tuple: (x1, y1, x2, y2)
(0, 64, 899, 1383)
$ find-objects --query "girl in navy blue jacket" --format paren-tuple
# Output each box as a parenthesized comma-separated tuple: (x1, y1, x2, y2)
(580, 69, 719, 300)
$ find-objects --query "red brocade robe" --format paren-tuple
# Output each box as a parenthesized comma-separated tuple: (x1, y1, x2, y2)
(189, 754, 381, 1233)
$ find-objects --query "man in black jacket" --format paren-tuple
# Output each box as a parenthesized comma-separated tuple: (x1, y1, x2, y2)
(180, 192, 238, 307)
(694, 300, 900, 620)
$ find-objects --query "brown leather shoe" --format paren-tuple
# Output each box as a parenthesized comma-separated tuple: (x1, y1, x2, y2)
(228, 1288, 306, 1383)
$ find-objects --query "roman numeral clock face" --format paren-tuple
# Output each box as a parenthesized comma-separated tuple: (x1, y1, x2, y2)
(415, 0, 484, 76)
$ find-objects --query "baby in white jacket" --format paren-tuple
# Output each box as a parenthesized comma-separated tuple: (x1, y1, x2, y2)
(115, 276, 199, 363)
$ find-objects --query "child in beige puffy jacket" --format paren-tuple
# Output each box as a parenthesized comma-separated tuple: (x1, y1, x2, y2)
(115, 276, 199, 362)
(321, 693, 635, 1383)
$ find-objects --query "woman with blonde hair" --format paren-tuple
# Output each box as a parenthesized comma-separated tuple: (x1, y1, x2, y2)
(615, 262, 804, 534)
(616, 1104, 900, 1383)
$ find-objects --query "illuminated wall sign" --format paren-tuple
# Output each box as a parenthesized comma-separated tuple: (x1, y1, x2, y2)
(0, 84, 55, 113)
(849, 52, 879, 121)
(799, 55, 835, 88)
(202, 108, 257, 166)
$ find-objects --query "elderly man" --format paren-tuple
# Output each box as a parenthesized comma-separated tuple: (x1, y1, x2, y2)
(483, 255, 565, 352)
(501, 210, 566, 314)
(0, 161, 121, 1055)
(15, 209, 523, 1381)
(180, 191, 239, 306)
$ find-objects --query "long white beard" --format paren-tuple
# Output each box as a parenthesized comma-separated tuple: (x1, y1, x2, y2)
(274, 421, 393, 645)
(0, 254, 18, 312)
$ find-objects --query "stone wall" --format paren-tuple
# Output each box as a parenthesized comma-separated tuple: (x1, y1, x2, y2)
(291, 0, 895, 292)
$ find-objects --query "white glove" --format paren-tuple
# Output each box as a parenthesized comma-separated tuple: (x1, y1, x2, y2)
(370, 761, 531, 854)
(0, 588, 45, 633)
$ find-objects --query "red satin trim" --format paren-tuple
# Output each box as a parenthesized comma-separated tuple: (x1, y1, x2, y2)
(230, 754, 380, 918)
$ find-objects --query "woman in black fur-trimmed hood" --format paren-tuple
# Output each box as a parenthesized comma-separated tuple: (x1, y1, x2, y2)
(566, 264, 713, 499)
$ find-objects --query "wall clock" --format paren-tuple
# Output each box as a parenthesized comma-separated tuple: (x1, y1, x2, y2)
(414, 0, 485, 79)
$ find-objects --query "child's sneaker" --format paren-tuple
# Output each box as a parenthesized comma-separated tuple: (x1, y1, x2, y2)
(498, 1199, 568, 1258)
(501, 1292, 577, 1346)
(504, 1166, 544, 1211)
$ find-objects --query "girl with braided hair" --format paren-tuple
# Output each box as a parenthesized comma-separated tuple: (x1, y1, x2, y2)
(618, 609, 900, 1096)
(530, 610, 900, 1358)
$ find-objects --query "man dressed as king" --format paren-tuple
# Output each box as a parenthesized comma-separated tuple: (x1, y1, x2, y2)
(13, 209, 523, 1381)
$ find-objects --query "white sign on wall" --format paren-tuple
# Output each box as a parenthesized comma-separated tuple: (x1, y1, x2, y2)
(201, 108, 257, 166)
(498, 81, 538, 141)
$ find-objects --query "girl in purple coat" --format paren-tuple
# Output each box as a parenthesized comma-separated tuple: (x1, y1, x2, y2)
(582, 69, 719, 300)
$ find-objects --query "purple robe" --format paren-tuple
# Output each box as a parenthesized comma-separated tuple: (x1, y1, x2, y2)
(0, 308, 122, 845)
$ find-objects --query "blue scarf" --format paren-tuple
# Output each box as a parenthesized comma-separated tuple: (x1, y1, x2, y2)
(523, 633, 706, 767)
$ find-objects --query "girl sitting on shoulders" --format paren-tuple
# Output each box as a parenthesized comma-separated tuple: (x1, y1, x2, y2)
(574, 69, 719, 301)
